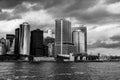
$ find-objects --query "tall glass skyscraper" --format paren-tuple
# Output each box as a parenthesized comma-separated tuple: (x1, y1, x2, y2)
(72, 27, 87, 54)
(19, 22, 30, 55)
(55, 19, 72, 44)
(55, 19, 76, 56)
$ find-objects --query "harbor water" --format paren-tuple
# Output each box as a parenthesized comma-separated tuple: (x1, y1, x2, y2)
(0, 62, 120, 80)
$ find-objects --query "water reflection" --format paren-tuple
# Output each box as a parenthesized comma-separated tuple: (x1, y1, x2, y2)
(0, 62, 119, 80)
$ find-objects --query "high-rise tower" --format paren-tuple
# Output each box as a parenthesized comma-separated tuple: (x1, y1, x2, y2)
(30, 29, 44, 56)
(55, 19, 72, 44)
(19, 22, 30, 55)
(55, 19, 77, 56)
(72, 27, 87, 54)
(14, 28, 20, 55)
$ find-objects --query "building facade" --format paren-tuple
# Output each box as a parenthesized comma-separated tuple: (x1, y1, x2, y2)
(55, 19, 72, 44)
(55, 19, 76, 56)
(30, 29, 44, 56)
(6, 34, 15, 47)
(19, 22, 30, 55)
(14, 28, 20, 55)
(72, 27, 87, 55)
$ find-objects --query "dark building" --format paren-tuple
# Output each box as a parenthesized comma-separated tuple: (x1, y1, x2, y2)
(14, 28, 20, 55)
(43, 45, 48, 56)
(30, 29, 45, 56)
(6, 34, 15, 47)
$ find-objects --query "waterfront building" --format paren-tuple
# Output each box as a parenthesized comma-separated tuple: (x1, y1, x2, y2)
(44, 37, 55, 57)
(14, 28, 20, 55)
(9, 38, 15, 54)
(55, 43, 77, 56)
(47, 43, 55, 57)
(55, 19, 72, 44)
(72, 27, 87, 54)
(44, 37, 54, 45)
(30, 29, 44, 56)
(55, 19, 77, 57)
(6, 34, 15, 47)
(5, 39, 10, 52)
(19, 22, 30, 55)
(43, 45, 48, 56)
(0, 42, 5, 55)
(0, 38, 6, 45)
(0, 38, 6, 55)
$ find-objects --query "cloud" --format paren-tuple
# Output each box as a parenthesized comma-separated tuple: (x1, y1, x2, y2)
(105, 0, 120, 4)
(106, 2, 120, 14)
(88, 40, 120, 49)
(0, 19, 24, 33)
(110, 35, 120, 41)
(63, 0, 98, 12)
(88, 48, 120, 56)
(20, 9, 55, 31)
(2, 0, 120, 25)
(0, 0, 65, 9)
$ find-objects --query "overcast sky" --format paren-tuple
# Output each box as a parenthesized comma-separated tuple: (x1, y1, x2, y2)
(0, 0, 120, 55)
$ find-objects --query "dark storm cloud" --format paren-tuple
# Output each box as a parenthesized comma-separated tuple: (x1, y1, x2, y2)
(0, 0, 22, 9)
(0, 0, 64, 9)
(105, 0, 120, 4)
(13, 3, 30, 14)
(64, 0, 98, 12)
(0, 12, 11, 20)
(0, 9, 1, 12)
(110, 35, 120, 41)
(45, 0, 120, 25)
(88, 40, 120, 49)
(1, 0, 120, 25)
(66, 6, 120, 24)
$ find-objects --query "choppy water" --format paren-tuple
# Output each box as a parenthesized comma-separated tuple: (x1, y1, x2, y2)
(0, 62, 120, 80)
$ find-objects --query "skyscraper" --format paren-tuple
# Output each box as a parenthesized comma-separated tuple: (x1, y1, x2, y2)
(14, 28, 20, 55)
(55, 19, 76, 56)
(30, 29, 44, 56)
(72, 27, 87, 54)
(55, 19, 72, 44)
(19, 22, 30, 55)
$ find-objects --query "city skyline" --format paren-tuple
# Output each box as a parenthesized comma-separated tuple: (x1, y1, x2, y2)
(0, 0, 120, 55)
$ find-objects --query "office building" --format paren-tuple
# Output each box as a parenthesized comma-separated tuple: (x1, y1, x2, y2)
(19, 22, 30, 55)
(47, 43, 55, 57)
(5, 39, 10, 52)
(55, 19, 72, 44)
(72, 27, 87, 54)
(44, 36, 55, 57)
(6, 34, 15, 47)
(30, 29, 44, 56)
(55, 19, 77, 56)
(9, 38, 15, 54)
(55, 43, 77, 56)
(0, 38, 6, 55)
(0, 42, 5, 55)
(14, 28, 20, 55)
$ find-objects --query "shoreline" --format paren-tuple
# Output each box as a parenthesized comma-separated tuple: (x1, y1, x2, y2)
(0, 60, 119, 63)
